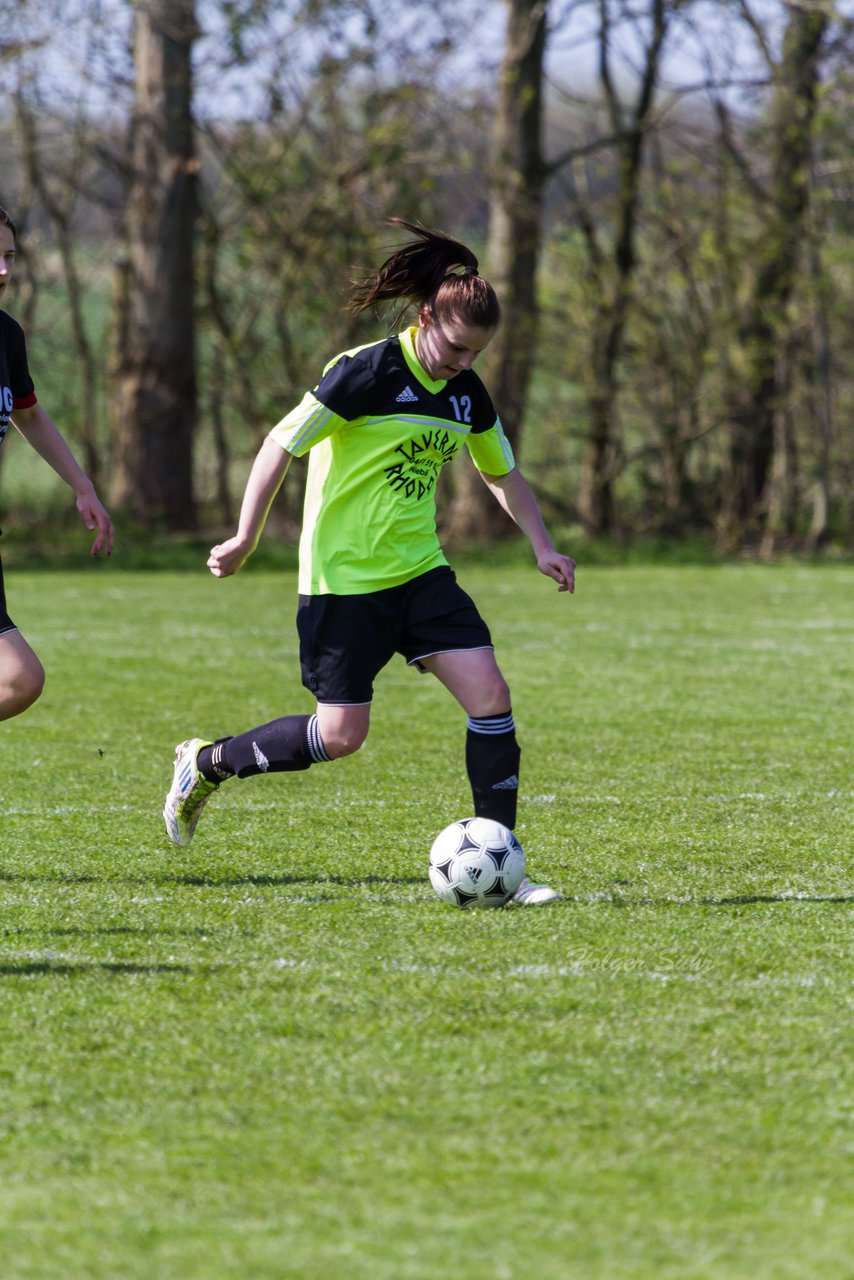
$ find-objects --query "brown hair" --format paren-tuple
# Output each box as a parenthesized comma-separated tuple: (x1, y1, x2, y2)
(0, 206, 17, 241)
(349, 218, 501, 332)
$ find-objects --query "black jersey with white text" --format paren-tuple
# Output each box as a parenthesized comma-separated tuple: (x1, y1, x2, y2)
(0, 310, 37, 448)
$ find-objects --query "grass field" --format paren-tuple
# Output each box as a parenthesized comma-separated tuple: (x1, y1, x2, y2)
(1, 561, 852, 1279)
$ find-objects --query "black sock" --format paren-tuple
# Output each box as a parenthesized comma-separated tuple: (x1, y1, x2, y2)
(199, 738, 235, 782)
(198, 714, 330, 782)
(465, 711, 520, 829)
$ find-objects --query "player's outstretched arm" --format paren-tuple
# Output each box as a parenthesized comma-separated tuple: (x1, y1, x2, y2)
(479, 466, 576, 593)
(12, 403, 114, 556)
(208, 436, 292, 578)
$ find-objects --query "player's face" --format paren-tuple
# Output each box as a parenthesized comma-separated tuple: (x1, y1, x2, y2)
(415, 306, 497, 381)
(0, 225, 16, 300)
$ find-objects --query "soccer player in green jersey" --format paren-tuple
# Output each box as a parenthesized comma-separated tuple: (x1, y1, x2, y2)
(164, 220, 575, 904)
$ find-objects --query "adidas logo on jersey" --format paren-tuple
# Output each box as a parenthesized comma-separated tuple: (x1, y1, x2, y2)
(396, 385, 419, 403)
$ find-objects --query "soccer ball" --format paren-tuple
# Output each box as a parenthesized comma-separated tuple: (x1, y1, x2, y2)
(428, 817, 526, 908)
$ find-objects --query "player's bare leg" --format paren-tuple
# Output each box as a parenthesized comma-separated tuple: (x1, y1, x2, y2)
(418, 646, 509, 717)
(0, 630, 45, 721)
(314, 702, 371, 758)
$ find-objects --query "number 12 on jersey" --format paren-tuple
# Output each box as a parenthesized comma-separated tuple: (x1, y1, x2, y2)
(448, 395, 472, 424)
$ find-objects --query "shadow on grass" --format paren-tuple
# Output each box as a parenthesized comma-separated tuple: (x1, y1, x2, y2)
(2, 924, 216, 939)
(162, 872, 424, 888)
(0, 960, 199, 977)
(605, 891, 854, 905)
(0, 869, 424, 888)
(704, 892, 854, 905)
(7, 870, 846, 903)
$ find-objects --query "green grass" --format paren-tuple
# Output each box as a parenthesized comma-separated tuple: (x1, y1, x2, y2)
(1, 563, 852, 1279)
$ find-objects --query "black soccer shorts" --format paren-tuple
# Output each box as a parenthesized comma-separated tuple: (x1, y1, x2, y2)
(296, 565, 493, 704)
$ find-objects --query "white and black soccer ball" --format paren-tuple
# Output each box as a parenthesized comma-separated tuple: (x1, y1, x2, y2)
(428, 817, 526, 908)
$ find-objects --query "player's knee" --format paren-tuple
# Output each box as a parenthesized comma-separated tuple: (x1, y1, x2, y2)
(323, 723, 369, 759)
(1, 656, 45, 717)
(472, 672, 512, 718)
(19, 657, 45, 709)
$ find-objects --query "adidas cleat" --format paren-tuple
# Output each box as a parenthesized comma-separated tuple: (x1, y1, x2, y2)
(513, 876, 560, 906)
(163, 738, 217, 846)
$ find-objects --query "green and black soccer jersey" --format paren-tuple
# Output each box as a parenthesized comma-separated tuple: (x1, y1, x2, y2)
(270, 326, 515, 595)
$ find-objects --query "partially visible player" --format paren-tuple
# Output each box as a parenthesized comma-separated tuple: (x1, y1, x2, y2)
(0, 206, 114, 721)
(164, 218, 575, 904)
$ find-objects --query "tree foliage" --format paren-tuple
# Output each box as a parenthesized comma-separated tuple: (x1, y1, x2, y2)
(2, 0, 854, 553)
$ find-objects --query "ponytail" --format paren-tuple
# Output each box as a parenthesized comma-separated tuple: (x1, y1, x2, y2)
(350, 218, 501, 331)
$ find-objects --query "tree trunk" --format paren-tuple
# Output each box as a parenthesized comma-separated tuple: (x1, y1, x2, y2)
(444, 0, 547, 544)
(576, 0, 668, 538)
(110, 0, 198, 530)
(579, 374, 619, 536)
(720, 6, 827, 549)
(804, 231, 832, 554)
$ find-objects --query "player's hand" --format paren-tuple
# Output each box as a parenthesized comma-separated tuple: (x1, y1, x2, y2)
(537, 551, 576, 593)
(76, 489, 114, 557)
(208, 536, 254, 578)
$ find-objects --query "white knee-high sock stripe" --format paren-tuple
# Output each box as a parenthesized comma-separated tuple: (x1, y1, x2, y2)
(307, 714, 331, 763)
(466, 713, 515, 735)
